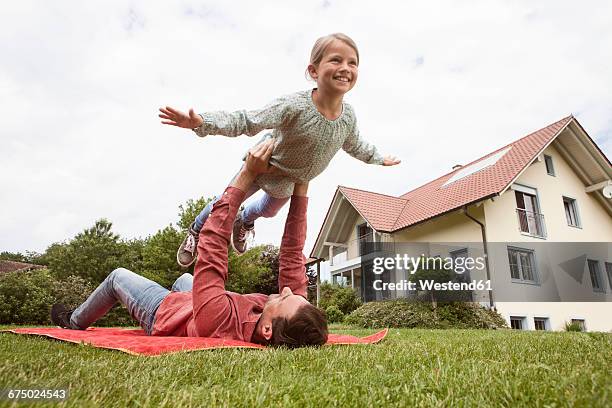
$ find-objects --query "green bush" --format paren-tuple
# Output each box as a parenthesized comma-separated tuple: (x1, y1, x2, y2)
(51, 275, 94, 309)
(0, 269, 137, 327)
(345, 299, 507, 329)
(319, 282, 362, 315)
(0, 268, 56, 324)
(324, 305, 344, 323)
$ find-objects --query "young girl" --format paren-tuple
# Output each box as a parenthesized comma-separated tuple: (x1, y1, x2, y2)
(159, 33, 400, 267)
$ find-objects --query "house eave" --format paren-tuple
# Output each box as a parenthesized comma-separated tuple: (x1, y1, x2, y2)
(499, 117, 574, 196)
(389, 193, 498, 235)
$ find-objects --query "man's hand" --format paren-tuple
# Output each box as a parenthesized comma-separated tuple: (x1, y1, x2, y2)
(244, 139, 276, 175)
(159, 106, 204, 129)
(383, 155, 401, 166)
(231, 139, 276, 191)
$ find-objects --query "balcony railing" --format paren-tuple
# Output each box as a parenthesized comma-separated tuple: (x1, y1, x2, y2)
(326, 233, 394, 267)
(516, 208, 547, 238)
(358, 233, 395, 256)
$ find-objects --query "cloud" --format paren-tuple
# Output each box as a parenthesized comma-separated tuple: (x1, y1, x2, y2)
(0, 0, 610, 258)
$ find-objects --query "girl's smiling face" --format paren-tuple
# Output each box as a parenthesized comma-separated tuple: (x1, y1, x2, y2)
(308, 40, 359, 95)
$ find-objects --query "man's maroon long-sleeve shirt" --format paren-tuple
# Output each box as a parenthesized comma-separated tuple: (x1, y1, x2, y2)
(151, 186, 308, 340)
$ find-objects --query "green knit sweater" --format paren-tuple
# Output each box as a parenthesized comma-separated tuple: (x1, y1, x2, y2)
(193, 89, 384, 198)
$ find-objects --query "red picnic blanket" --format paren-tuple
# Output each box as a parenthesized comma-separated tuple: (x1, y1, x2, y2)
(4, 327, 388, 356)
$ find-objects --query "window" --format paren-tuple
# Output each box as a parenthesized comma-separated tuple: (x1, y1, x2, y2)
(449, 248, 473, 301)
(450, 248, 471, 281)
(515, 189, 546, 238)
(544, 154, 555, 176)
(606, 263, 612, 291)
(563, 197, 581, 227)
(587, 259, 604, 292)
(333, 274, 348, 286)
(534, 317, 549, 331)
(508, 247, 538, 283)
(571, 319, 586, 331)
(357, 223, 373, 256)
(510, 316, 525, 330)
(443, 147, 512, 186)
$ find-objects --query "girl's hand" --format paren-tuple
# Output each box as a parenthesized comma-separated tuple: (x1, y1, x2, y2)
(383, 155, 401, 166)
(158, 106, 204, 129)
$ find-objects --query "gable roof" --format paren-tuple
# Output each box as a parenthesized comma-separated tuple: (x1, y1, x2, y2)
(333, 116, 575, 233)
(312, 115, 611, 258)
(393, 115, 576, 230)
(337, 188, 408, 232)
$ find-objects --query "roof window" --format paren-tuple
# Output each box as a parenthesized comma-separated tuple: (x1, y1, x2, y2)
(442, 147, 512, 187)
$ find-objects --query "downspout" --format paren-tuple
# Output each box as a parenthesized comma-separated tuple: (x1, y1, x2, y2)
(462, 205, 494, 309)
(316, 260, 321, 307)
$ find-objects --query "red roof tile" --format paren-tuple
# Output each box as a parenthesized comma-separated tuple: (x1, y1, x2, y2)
(337, 115, 574, 232)
(338, 187, 407, 232)
(0, 260, 44, 274)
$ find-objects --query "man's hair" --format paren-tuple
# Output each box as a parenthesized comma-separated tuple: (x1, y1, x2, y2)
(270, 304, 328, 348)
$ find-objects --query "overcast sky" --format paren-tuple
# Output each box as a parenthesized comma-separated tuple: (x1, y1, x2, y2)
(1, 1, 610, 260)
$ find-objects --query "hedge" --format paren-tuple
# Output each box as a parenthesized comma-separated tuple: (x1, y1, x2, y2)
(345, 299, 507, 329)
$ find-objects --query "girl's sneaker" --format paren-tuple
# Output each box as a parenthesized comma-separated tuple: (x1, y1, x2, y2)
(176, 222, 199, 268)
(231, 211, 254, 255)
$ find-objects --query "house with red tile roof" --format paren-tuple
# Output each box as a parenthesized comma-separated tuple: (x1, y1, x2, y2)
(310, 116, 612, 331)
(0, 260, 44, 275)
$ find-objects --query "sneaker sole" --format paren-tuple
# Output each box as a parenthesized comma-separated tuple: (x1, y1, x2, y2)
(176, 249, 197, 268)
(229, 232, 246, 256)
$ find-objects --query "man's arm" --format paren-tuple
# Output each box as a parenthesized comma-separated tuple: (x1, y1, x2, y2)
(277, 183, 309, 298)
(191, 140, 276, 336)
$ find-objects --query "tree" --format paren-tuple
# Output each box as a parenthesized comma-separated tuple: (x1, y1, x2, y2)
(140, 225, 184, 288)
(0, 251, 29, 262)
(251, 245, 280, 294)
(45, 219, 138, 284)
(227, 245, 277, 294)
(0, 251, 44, 264)
(177, 197, 214, 232)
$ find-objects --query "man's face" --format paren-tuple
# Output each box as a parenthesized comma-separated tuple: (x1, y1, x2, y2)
(263, 286, 310, 320)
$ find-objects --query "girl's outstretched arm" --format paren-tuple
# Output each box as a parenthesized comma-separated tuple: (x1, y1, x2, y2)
(159, 107, 203, 129)
(382, 155, 401, 166)
(160, 95, 293, 139)
(343, 118, 401, 166)
(342, 118, 386, 164)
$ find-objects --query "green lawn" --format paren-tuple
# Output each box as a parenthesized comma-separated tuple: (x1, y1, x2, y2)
(0, 325, 610, 407)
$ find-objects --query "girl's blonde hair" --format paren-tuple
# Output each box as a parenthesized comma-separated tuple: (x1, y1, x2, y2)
(306, 33, 359, 80)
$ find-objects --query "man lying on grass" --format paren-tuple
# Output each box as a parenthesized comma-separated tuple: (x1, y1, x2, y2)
(51, 139, 328, 348)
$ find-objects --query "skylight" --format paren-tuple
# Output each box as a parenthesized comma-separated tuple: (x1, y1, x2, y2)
(442, 147, 512, 187)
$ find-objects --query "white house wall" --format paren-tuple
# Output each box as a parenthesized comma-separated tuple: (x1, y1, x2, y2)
(393, 205, 485, 243)
(483, 143, 612, 242)
(484, 142, 612, 331)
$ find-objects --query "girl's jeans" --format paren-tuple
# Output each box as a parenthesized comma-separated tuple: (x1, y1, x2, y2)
(69, 269, 194, 335)
(194, 183, 289, 232)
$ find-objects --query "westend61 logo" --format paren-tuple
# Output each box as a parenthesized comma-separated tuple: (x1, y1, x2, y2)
(371, 254, 490, 292)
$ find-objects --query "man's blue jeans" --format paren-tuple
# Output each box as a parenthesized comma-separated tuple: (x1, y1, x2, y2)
(69, 269, 194, 335)
(194, 183, 289, 232)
